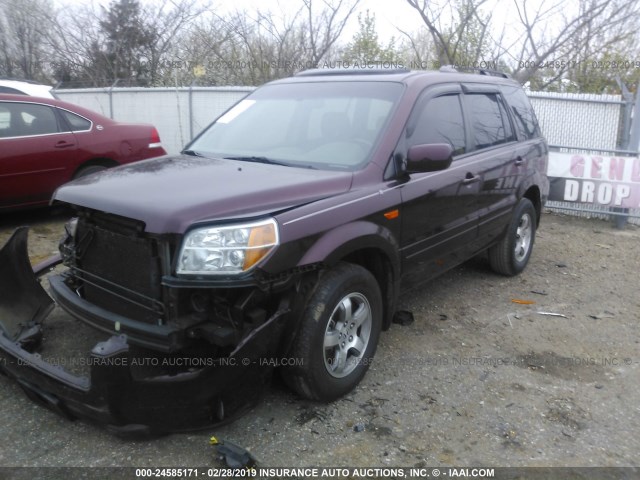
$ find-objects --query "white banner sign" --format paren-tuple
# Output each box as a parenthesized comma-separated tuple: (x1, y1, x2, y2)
(548, 152, 640, 208)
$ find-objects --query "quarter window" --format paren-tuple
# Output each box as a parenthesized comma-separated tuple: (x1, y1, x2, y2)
(60, 110, 92, 131)
(501, 86, 540, 140)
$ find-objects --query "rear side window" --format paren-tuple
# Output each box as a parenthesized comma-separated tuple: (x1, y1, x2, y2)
(500, 85, 541, 140)
(410, 94, 466, 155)
(466, 93, 514, 150)
(0, 102, 60, 137)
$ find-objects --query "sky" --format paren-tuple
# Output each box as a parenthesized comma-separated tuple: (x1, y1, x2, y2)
(362, 0, 425, 41)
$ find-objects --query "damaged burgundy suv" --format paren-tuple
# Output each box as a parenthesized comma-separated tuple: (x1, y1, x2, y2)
(0, 67, 549, 435)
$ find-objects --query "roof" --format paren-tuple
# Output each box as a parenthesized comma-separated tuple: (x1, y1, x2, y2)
(0, 79, 56, 98)
(273, 65, 518, 88)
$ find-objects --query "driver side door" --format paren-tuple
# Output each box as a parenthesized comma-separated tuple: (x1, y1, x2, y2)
(397, 85, 482, 287)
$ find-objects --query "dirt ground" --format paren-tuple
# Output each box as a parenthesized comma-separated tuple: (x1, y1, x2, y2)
(0, 207, 639, 470)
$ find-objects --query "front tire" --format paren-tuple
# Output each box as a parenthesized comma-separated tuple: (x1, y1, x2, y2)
(489, 198, 537, 276)
(282, 263, 382, 401)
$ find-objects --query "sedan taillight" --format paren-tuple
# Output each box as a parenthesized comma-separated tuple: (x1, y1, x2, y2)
(148, 127, 162, 149)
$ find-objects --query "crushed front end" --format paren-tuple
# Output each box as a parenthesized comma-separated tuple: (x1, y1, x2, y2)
(0, 210, 297, 435)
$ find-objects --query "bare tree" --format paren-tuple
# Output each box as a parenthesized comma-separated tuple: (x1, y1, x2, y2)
(394, 27, 435, 68)
(405, 0, 640, 89)
(341, 10, 396, 64)
(0, 0, 52, 80)
(506, 0, 640, 85)
(218, 8, 310, 84)
(173, 12, 238, 85)
(141, 0, 211, 85)
(44, 0, 206, 87)
(44, 4, 104, 87)
(405, 0, 492, 67)
(173, 9, 283, 86)
(302, 0, 361, 65)
(175, 0, 360, 86)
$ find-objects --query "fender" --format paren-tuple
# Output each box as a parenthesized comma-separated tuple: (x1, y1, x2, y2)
(298, 220, 402, 330)
(298, 220, 401, 270)
(517, 171, 547, 216)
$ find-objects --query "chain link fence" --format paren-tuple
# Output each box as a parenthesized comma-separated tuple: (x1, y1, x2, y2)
(528, 90, 640, 226)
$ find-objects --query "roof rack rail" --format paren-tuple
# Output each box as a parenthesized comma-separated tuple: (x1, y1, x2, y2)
(439, 65, 510, 79)
(296, 67, 411, 77)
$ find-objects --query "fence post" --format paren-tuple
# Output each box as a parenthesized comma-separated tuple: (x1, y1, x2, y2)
(616, 77, 632, 150)
(108, 79, 120, 119)
(617, 81, 640, 228)
(628, 80, 640, 152)
(189, 82, 194, 141)
(614, 78, 633, 228)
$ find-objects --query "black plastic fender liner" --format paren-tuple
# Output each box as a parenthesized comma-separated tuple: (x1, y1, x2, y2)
(0, 227, 55, 342)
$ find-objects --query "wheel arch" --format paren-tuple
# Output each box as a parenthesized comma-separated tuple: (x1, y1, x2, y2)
(523, 185, 542, 225)
(73, 158, 118, 179)
(296, 220, 401, 331)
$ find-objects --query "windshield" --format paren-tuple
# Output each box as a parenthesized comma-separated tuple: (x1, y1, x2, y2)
(187, 81, 403, 171)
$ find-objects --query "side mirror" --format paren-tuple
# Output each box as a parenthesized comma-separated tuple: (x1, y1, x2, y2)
(406, 143, 454, 173)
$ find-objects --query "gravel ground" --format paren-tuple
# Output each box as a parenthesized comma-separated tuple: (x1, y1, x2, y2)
(0, 208, 639, 470)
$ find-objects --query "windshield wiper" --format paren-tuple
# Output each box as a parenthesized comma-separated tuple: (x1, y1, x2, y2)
(223, 156, 291, 167)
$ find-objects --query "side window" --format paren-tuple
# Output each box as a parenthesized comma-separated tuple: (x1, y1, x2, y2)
(0, 102, 60, 137)
(466, 93, 512, 150)
(410, 94, 466, 155)
(497, 97, 516, 142)
(500, 85, 540, 140)
(60, 110, 92, 131)
(0, 104, 10, 136)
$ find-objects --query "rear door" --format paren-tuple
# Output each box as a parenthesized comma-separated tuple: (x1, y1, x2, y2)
(0, 101, 79, 209)
(460, 85, 522, 246)
(398, 85, 482, 286)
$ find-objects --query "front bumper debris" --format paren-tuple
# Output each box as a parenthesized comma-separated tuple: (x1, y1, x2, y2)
(0, 228, 286, 436)
(0, 227, 55, 344)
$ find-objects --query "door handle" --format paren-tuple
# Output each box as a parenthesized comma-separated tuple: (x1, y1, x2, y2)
(55, 141, 75, 148)
(462, 173, 481, 184)
(514, 156, 525, 166)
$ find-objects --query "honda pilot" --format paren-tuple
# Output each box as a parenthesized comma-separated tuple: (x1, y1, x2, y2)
(0, 67, 549, 435)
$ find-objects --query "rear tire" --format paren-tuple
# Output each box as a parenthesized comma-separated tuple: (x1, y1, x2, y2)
(489, 198, 537, 276)
(282, 263, 382, 402)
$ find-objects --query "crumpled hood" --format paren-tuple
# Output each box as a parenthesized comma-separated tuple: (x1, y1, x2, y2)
(54, 155, 353, 233)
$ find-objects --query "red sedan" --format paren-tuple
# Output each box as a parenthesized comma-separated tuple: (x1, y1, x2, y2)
(0, 94, 166, 211)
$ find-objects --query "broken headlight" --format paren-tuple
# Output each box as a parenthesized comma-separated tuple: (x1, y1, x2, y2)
(177, 218, 279, 275)
(65, 217, 79, 239)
